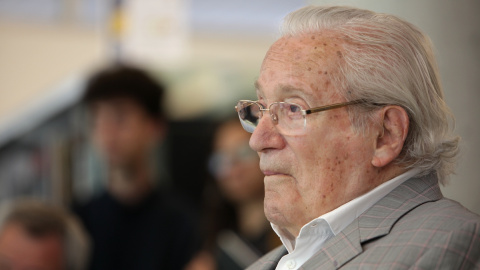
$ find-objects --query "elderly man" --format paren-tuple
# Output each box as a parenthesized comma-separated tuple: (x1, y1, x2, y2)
(0, 199, 90, 270)
(235, 5, 480, 269)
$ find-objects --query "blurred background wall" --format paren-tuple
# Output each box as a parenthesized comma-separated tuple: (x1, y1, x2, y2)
(0, 0, 479, 213)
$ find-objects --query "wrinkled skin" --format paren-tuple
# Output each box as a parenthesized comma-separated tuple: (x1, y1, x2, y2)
(250, 32, 399, 237)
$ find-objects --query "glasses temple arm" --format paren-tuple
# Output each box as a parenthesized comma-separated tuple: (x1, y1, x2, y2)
(305, 100, 367, 114)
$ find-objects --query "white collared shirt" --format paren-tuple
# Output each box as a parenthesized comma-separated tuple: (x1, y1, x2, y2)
(273, 168, 422, 270)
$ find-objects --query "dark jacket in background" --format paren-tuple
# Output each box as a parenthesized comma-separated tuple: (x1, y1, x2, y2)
(75, 188, 199, 270)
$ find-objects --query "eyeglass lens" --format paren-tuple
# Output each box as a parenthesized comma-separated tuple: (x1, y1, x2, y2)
(236, 101, 305, 135)
(237, 102, 259, 133)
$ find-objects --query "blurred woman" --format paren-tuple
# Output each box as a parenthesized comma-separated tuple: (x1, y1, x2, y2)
(186, 117, 280, 270)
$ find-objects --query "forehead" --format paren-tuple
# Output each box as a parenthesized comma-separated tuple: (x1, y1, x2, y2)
(256, 32, 344, 103)
(90, 97, 150, 120)
(0, 223, 64, 270)
(92, 97, 141, 110)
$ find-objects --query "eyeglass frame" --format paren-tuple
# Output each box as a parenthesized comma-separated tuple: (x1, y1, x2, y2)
(235, 99, 369, 134)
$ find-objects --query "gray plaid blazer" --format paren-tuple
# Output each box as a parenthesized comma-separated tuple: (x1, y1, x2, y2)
(247, 174, 480, 269)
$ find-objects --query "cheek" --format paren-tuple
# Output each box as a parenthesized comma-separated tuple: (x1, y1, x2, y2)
(123, 120, 156, 147)
(291, 115, 356, 185)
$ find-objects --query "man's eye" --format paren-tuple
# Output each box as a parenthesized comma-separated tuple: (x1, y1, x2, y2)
(257, 102, 267, 109)
(289, 105, 301, 113)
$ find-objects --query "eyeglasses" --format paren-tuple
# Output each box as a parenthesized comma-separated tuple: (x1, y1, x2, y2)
(235, 99, 366, 136)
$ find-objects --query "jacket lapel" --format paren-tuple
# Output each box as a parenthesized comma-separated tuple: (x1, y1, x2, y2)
(246, 246, 288, 270)
(301, 173, 443, 269)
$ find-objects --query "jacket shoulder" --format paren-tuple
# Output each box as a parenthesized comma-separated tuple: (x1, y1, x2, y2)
(355, 198, 480, 269)
(395, 197, 480, 230)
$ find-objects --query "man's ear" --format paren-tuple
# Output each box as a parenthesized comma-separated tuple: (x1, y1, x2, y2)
(371, 106, 409, 168)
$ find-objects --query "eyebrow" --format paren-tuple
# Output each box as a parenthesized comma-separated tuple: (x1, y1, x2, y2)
(278, 85, 307, 95)
(254, 80, 308, 100)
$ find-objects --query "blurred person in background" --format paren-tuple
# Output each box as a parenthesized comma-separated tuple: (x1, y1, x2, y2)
(186, 117, 280, 270)
(0, 198, 89, 270)
(74, 64, 199, 270)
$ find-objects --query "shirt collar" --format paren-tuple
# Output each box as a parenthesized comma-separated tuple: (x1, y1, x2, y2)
(272, 168, 422, 253)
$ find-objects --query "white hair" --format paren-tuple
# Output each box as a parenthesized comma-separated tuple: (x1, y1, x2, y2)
(280, 6, 459, 184)
(0, 199, 90, 270)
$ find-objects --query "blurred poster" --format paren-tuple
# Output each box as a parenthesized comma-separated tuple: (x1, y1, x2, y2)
(116, 0, 190, 67)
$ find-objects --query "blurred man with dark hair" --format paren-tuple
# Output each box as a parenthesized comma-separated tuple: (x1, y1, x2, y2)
(75, 64, 198, 270)
(82, 64, 167, 200)
(0, 199, 89, 270)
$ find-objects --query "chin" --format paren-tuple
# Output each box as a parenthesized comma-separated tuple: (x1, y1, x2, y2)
(264, 200, 287, 225)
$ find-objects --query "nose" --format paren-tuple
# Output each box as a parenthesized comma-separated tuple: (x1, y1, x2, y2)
(249, 109, 285, 153)
(259, 106, 278, 124)
(270, 111, 278, 124)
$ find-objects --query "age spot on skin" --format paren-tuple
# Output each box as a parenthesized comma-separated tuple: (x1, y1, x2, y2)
(335, 156, 342, 165)
(307, 67, 312, 71)
(337, 51, 343, 58)
(311, 35, 315, 40)
(324, 71, 328, 75)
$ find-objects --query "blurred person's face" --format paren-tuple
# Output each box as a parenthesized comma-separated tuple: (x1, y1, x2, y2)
(210, 121, 264, 204)
(250, 33, 382, 236)
(0, 222, 64, 270)
(90, 98, 162, 168)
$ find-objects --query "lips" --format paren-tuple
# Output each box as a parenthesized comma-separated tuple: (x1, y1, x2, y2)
(260, 165, 290, 177)
(259, 155, 292, 176)
(263, 170, 283, 176)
